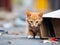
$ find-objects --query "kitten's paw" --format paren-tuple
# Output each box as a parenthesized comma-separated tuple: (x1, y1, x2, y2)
(35, 36, 40, 38)
(27, 35, 33, 39)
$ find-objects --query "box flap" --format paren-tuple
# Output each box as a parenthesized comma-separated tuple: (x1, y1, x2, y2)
(43, 10, 60, 18)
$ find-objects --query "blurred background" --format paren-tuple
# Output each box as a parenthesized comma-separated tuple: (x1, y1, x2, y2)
(0, 0, 60, 35)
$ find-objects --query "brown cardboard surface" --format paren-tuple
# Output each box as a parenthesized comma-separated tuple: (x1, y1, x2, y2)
(40, 22, 50, 38)
(52, 18, 60, 38)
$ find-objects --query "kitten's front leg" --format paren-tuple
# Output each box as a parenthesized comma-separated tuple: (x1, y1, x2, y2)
(27, 30, 34, 39)
(35, 31, 41, 38)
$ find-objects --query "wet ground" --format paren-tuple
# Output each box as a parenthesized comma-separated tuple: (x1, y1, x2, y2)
(0, 27, 60, 45)
(0, 35, 60, 45)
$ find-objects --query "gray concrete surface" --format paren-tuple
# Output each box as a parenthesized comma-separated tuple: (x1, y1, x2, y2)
(0, 36, 60, 45)
(0, 27, 60, 45)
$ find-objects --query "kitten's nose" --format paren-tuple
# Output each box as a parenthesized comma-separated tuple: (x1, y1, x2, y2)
(33, 25, 36, 28)
(32, 23, 36, 28)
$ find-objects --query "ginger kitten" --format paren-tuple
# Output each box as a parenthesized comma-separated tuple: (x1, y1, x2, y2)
(26, 11, 43, 38)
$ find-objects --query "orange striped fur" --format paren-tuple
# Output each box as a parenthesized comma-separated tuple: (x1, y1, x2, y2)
(26, 11, 43, 38)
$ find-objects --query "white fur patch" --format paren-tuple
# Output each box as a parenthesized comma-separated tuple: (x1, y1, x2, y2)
(27, 35, 33, 38)
(35, 36, 40, 38)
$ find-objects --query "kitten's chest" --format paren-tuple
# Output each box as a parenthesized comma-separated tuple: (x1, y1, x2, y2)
(29, 26, 40, 32)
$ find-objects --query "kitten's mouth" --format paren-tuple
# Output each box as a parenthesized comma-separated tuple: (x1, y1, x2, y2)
(32, 26, 37, 28)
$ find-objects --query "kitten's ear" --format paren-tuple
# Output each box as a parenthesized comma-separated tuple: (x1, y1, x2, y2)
(26, 11, 31, 17)
(39, 11, 43, 17)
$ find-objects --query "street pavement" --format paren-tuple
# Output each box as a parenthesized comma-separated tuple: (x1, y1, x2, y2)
(0, 35, 60, 45)
(0, 27, 60, 45)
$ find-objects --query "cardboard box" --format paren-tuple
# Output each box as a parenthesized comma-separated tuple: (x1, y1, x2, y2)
(40, 10, 60, 38)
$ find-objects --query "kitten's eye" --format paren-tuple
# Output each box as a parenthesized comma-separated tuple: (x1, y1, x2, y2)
(30, 21, 33, 23)
(36, 21, 38, 23)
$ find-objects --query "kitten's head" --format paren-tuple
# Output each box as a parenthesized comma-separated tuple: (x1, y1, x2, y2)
(26, 11, 43, 28)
